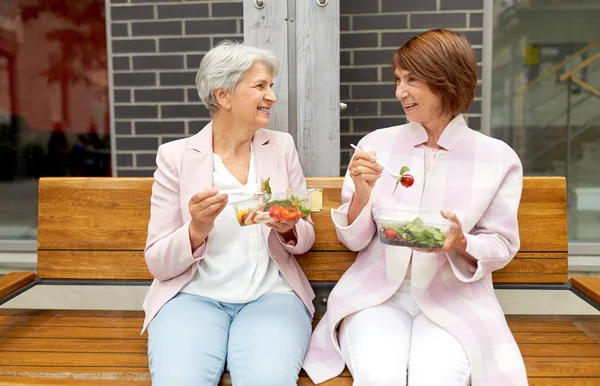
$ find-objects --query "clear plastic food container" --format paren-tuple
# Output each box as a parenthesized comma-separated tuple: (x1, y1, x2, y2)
(232, 189, 314, 226)
(373, 208, 457, 250)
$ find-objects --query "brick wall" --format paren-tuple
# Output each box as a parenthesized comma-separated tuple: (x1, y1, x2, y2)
(338, 0, 484, 175)
(108, 0, 483, 177)
(109, 0, 243, 177)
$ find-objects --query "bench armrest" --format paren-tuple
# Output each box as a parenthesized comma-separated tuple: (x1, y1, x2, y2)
(0, 272, 37, 301)
(571, 276, 600, 307)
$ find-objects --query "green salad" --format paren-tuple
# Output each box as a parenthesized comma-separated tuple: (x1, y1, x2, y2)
(379, 217, 447, 249)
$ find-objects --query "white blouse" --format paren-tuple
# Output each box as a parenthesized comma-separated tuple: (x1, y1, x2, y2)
(180, 146, 293, 303)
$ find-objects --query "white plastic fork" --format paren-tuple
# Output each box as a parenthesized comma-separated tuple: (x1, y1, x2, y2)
(350, 144, 401, 179)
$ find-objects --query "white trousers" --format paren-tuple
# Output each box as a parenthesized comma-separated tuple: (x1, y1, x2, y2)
(339, 279, 471, 386)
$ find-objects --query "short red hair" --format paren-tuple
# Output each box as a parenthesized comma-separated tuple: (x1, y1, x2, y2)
(392, 29, 478, 116)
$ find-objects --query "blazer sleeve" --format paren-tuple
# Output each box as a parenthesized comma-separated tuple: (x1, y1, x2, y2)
(330, 138, 377, 252)
(273, 133, 316, 255)
(144, 145, 207, 282)
(446, 148, 523, 283)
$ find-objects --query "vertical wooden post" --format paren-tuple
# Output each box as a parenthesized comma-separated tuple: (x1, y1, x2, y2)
(244, 1, 289, 134)
(296, 0, 340, 176)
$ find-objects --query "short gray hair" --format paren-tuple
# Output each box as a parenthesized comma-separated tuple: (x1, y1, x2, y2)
(195, 41, 280, 115)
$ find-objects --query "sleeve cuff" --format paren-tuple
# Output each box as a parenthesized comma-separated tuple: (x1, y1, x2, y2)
(186, 220, 207, 260)
(275, 226, 298, 247)
(446, 248, 481, 283)
(192, 241, 207, 259)
(331, 199, 376, 252)
(331, 199, 373, 230)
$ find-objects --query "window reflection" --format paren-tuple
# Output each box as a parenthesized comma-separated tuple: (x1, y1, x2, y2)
(0, 0, 109, 240)
(491, 0, 600, 243)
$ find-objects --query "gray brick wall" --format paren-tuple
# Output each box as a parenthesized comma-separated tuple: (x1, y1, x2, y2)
(109, 0, 483, 177)
(109, 0, 243, 177)
(339, 0, 483, 175)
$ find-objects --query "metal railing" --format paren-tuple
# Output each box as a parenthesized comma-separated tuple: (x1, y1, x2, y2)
(516, 38, 600, 174)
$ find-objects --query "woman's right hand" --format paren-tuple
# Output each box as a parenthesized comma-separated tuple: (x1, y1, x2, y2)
(348, 150, 382, 202)
(188, 188, 228, 248)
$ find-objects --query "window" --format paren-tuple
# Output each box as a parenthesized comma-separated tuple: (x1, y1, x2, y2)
(491, 0, 600, 243)
(0, 0, 110, 242)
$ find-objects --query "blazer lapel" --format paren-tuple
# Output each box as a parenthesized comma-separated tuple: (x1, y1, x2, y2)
(180, 122, 214, 223)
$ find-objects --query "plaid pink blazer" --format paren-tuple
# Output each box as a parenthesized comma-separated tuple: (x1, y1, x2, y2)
(303, 115, 528, 386)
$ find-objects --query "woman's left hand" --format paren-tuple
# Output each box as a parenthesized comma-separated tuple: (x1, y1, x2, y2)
(267, 218, 300, 242)
(414, 210, 469, 256)
(438, 210, 468, 253)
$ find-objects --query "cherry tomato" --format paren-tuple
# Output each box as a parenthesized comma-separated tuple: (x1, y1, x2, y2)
(383, 228, 398, 240)
(401, 174, 414, 188)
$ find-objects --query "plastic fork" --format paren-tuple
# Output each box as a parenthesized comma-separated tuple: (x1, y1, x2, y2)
(350, 144, 401, 179)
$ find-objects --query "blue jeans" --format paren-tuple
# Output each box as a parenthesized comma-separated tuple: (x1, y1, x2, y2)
(147, 292, 312, 386)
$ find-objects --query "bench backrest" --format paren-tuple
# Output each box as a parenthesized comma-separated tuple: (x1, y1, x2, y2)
(37, 176, 568, 284)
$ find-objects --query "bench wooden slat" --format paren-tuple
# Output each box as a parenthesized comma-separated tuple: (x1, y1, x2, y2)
(0, 338, 146, 353)
(0, 375, 353, 386)
(507, 321, 600, 332)
(529, 380, 600, 386)
(37, 251, 149, 281)
(0, 352, 147, 368)
(512, 332, 599, 344)
(0, 326, 144, 340)
(0, 367, 148, 375)
(571, 277, 600, 305)
(38, 250, 568, 283)
(519, 344, 600, 357)
(0, 273, 36, 299)
(525, 357, 600, 377)
(0, 377, 149, 385)
(508, 314, 600, 322)
(0, 315, 143, 328)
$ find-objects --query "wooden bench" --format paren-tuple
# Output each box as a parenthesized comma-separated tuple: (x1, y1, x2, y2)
(0, 176, 599, 385)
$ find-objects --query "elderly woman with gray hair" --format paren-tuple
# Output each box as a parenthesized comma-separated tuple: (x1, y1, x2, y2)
(141, 41, 315, 385)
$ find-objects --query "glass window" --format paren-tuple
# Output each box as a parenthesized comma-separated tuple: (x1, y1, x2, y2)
(0, 0, 110, 241)
(491, 0, 600, 243)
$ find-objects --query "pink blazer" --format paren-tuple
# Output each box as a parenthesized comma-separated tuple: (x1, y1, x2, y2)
(303, 115, 528, 385)
(141, 122, 316, 332)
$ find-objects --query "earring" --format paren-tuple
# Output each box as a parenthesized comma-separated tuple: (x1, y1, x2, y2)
(226, 104, 231, 110)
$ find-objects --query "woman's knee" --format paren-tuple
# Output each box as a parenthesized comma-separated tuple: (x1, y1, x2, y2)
(409, 357, 470, 386)
(229, 342, 303, 386)
(148, 332, 227, 386)
(408, 314, 471, 385)
(339, 306, 411, 386)
(227, 294, 310, 386)
(147, 293, 230, 386)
